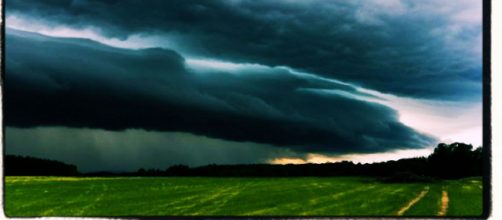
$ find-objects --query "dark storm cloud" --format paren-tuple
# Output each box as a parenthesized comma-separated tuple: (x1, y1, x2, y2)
(5, 29, 435, 154)
(6, 0, 482, 100)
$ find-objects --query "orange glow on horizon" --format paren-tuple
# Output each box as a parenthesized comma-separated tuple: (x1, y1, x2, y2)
(269, 148, 434, 165)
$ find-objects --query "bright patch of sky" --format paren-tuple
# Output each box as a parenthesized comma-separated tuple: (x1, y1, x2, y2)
(6, 15, 174, 50)
(270, 148, 435, 165)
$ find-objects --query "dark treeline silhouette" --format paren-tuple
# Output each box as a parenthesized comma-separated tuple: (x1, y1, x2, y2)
(428, 142, 483, 179)
(91, 142, 484, 181)
(6, 143, 483, 181)
(5, 155, 80, 176)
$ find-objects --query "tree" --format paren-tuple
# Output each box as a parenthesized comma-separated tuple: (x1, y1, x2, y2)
(427, 142, 482, 179)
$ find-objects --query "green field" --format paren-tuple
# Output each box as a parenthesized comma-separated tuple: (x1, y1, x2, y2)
(4, 176, 483, 217)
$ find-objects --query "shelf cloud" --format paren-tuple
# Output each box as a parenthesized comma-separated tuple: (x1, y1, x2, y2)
(6, 0, 482, 100)
(5, 29, 435, 154)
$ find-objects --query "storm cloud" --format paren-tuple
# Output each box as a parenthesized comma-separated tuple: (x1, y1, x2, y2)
(5, 29, 435, 154)
(6, 0, 482, 100)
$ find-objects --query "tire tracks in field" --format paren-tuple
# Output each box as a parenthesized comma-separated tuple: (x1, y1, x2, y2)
(40, 179, 103, 216)
(163, 182, 247, 215)
(271, 184, 378, 215)
(190, 183, 245, 215)
(76, 182, 107, 215)
(153, 188, 210, 213)
(396, 186, 429, 216)
(437, 190, 449, 216)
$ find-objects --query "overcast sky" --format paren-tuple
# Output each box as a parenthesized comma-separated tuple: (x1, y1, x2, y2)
(4, 0, 482, 172)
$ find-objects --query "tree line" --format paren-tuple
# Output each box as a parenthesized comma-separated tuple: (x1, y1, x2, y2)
(5, 142, 483, 181)
(5, 155, 79, 176)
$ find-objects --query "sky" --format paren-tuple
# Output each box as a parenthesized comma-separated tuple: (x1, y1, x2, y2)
(4, 0, 483, 172)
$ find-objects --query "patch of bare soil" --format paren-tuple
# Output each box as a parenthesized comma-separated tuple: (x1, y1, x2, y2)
(437, 190, 449, 216)
(396, 186, 430, 216)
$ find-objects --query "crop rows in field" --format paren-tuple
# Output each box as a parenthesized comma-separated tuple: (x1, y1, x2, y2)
(4, 176, 482, 217)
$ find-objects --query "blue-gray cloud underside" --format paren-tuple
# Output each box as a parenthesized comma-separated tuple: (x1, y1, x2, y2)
(6, 0, 482, 100)
(5, 29, 435, 154)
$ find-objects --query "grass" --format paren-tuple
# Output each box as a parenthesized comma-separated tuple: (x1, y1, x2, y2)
(404, 183, 442, 216)
(445, 177, 483, 216)
(4, 176, 483, 217)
